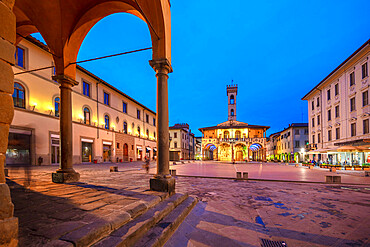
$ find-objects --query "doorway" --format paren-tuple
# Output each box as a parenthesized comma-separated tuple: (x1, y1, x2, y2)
(103, 144, 111, 162)
(82, 142, 93, 162)
(51, 138, 60, 165)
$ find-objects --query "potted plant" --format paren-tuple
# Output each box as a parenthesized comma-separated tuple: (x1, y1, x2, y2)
(353, 165, 362, 171)
(363, 164, 370, 171)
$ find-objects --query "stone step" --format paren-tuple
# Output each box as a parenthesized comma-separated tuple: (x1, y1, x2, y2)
(58, 194, 168, 247)
(92, 193, 189, 247)
(133, 196, 198, 247)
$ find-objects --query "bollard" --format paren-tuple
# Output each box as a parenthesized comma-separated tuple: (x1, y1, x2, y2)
(365, 171, 370, 177)
(110, 166, 118, 172)
(236, 172, 242, 179)
(243, 172, 248, 179)
(170, 169, 177, 176)
(325, 175, 341, 184)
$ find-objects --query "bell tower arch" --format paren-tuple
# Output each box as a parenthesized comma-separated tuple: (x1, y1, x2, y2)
(227, 84, 238, 121)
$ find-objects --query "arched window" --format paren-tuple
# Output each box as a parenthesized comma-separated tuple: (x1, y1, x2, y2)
(235, 130, 241, 139)
(231, 109, 234, 116)
(54, 97, 60, 117)
(123, 121, 127, 134)
(224, 131, 229, 139)
(83, 107, 90, 124)
(137, 126, 141, 136)
(230, 95, 235, 105)
(104, 115, 109, 129)
(174, 142, 177, 148)
(146, 129, 149, 138)
(13, 82, 25, 108)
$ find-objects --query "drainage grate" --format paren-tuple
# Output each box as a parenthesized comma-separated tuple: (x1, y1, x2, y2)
(260, 238, 287, 247)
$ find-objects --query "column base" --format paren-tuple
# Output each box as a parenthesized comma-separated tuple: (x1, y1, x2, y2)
(150, 176, 175, 195)
(52, 171, 80, 183)
(0, 217, 18, 247)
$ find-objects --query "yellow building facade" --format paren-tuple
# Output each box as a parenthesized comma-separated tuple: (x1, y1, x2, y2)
(199, 85, 269, 162)
(7, 36, 157, 166)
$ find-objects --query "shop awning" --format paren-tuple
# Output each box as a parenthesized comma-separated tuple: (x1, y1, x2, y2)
(137, 146, 143, 150)
(307, 148, 331, 154)
(153, 148, 157, 151)
(146, 147, 152, 151)
(103, 141, 112, 145)
(328, 145, 369, 152)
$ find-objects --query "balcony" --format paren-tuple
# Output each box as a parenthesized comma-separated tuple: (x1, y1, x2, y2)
(306, 143, 317, 151)
(219, 137, 265, 144)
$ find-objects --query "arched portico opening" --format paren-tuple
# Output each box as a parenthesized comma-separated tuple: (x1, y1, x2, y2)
(11, 0, 173, 190)
(235, 143, 247, 161)
(0, 2, 173, 244)
(249, 143, 265, 161)
(203, 143, 217, 160)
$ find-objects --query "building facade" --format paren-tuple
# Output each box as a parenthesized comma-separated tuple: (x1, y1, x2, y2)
(169, 123, 195, 160)
(266, 123, 308, 162)
(199, 85, 269, 162)
(7, 36, 157, 166)
(302, 39, 370, 166)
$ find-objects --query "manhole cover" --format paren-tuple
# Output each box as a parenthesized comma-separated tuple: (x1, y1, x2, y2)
(260, 238, 287, 247)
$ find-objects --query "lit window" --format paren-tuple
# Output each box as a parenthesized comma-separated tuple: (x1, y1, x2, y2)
(15, 46, 25, 68)
(13, 82, 25, 108)
(123, 122, 127, 134)
(83, 107, 90, 125)
(137, 126, 141, 136)
(104, 115, 109, 129)
(104, 92, 109, 106)
(146, 129, 149, 138)
(224, 131, 229, 139)
(54, 97, 60, 117)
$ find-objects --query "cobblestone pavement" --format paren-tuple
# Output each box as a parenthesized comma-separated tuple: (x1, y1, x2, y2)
(169, 161, 370, 184)
(6, 162, 370, 246)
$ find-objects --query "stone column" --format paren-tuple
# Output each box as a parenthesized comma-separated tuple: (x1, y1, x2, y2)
(149, 59, 175, 194)
(0, 0, 18, 245)
(51, 75, 80, 183)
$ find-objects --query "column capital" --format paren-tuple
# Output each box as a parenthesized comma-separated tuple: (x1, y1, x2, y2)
(52, 74, 79, 87)
(149, 58, 173, 74)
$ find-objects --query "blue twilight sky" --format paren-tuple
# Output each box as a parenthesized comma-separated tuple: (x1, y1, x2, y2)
(32, 0, 370, 136)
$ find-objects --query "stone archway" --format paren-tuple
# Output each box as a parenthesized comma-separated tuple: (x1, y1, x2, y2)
(0, 1, 173, 244)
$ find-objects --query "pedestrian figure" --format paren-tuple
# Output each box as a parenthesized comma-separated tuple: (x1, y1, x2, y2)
(145, 157, 150, 174)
